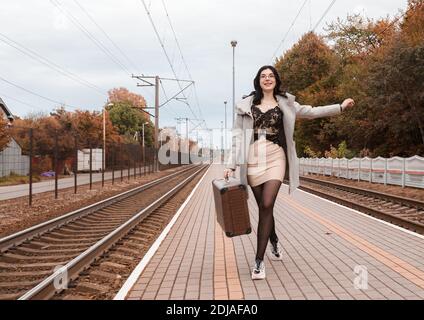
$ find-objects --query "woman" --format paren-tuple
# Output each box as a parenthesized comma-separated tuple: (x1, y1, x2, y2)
(224, 65, 354, 280)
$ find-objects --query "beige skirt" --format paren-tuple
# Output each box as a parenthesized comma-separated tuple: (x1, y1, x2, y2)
(247, 138, 286, 187)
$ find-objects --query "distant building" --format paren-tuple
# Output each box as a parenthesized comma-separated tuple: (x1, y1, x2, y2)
(0, 97, 14, 125)
(0, 97, 30, 177)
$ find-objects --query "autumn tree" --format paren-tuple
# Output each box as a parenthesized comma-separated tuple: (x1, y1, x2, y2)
(0, 117, 10, 152)
(11, 108, 122, 174)
(275, 32, 337, 94)
(401, 0, 424, 47)
(107, 88, 153, 146)
(323, 14, 394, 156)
(275, 32, 341, 157)
(108, 87, 148, 116)
(359, 1, 424, 156)
(9, 118, 35, 154)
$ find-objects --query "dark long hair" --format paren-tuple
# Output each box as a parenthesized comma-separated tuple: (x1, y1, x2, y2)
(247, 65, 286, 105)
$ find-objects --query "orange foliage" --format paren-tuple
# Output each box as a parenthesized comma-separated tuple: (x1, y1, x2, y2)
(401, 0, 424, 46)
(108, 87, 148, 119)
(0, 116, 11, 152)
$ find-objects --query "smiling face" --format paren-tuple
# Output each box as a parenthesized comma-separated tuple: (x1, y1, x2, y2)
(259, 68, 276, 93)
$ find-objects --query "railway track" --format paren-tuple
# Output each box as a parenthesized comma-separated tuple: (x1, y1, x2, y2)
(0, 164, 208, 300)
(54, 164, 207, 300)
(299, 175, 424, 235)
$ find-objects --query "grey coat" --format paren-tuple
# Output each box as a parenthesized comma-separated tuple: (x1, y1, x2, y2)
(226, 93, 342, 195)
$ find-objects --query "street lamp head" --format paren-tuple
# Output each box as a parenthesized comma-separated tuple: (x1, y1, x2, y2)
(231, 40, 237, 47)
(224, 101, 227, 105)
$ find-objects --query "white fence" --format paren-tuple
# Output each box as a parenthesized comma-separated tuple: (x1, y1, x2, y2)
(299, 156, 424, 189)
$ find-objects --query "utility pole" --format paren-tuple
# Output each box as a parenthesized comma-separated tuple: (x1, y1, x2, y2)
(231, 40, 237, 128)
(142, 122, 148, 175)
(102, 105, 105, 187)
(175, 117, 189, 145)
(175, 117, 200, 165)
(175, 117, 200, 141)
(221, 120, 224, 160)
(224, 101, 227, 150)
(102, 102, 113, 186)
(154, 76, 159, 171)
(132, 75, 196, 170)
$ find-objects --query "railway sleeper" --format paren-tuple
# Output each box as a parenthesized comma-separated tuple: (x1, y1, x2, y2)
(88, 270, 122, 282)
(15, 246, 84, 255)
(76, 281, 110, 294)
(108, 253, 136, 264)
(0, 252, 75, 263)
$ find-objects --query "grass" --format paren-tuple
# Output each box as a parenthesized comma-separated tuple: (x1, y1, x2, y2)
(0, 172, 41, 186)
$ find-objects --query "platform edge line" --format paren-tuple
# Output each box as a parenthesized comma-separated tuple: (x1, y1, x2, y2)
(113, 164, 212, 300)
(292, 186, 424, 240)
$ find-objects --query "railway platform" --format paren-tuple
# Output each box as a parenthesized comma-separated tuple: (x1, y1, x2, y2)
(115, 164, 424, 300)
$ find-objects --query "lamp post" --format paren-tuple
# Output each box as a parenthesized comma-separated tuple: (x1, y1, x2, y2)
(224, 101, 227, 151)
(231, 40, 237, 128)
(102, 102, 114, 187)
(142, 122, 148, 175)
(221, 120, 224, 161)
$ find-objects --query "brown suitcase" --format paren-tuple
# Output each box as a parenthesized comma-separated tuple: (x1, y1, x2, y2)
(212, 177, 251, 237)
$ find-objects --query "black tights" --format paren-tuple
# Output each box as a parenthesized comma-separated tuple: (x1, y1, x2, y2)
(251, 180, 282, 261)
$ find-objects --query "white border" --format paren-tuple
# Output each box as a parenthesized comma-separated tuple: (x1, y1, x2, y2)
(114, 165, 212, 300)
(291, 186, 424, 240)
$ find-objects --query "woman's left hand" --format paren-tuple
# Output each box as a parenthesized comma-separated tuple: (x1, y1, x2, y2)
(341, 98, 355, 110)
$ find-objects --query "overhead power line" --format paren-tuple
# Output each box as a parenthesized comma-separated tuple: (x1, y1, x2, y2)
(73, 0, 142, 73)
(0, 33, 105, 96)
(375, 1, 424, 39)
(312, 0, 337, 32)
(271, 0, 337, 62)
(271, 0, 308, 62)
(71, 0, 157, 102)
(159, 79, 178, 117)
(0, 92, 43, 111)
(160, 0, 206, 128)
(0, 75, 79, 110)
(139, 0, 203, 127)
(50, 0, 132, 76)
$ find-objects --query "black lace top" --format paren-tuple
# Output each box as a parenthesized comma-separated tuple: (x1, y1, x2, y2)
(251, 105, 284, 147)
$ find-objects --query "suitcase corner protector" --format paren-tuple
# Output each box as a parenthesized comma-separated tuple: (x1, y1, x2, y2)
(220, 187, 228, 194)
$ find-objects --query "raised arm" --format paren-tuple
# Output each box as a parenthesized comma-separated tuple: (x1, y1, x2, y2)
(295, 98, 355, 120)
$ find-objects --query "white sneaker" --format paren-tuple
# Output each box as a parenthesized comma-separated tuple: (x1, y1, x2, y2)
(251, 260, 266, 280)
(269, 241, 283, 261)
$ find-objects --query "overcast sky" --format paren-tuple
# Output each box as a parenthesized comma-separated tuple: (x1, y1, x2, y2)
(0, 0, 407, 144)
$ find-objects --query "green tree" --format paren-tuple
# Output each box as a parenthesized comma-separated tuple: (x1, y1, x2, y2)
(324, 141, 355, 158)
(108, 102, 141, 136)
(107, 88, 153, 146)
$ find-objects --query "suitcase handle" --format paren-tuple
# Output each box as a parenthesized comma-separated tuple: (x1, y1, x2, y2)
(216, 177, 230, 184)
